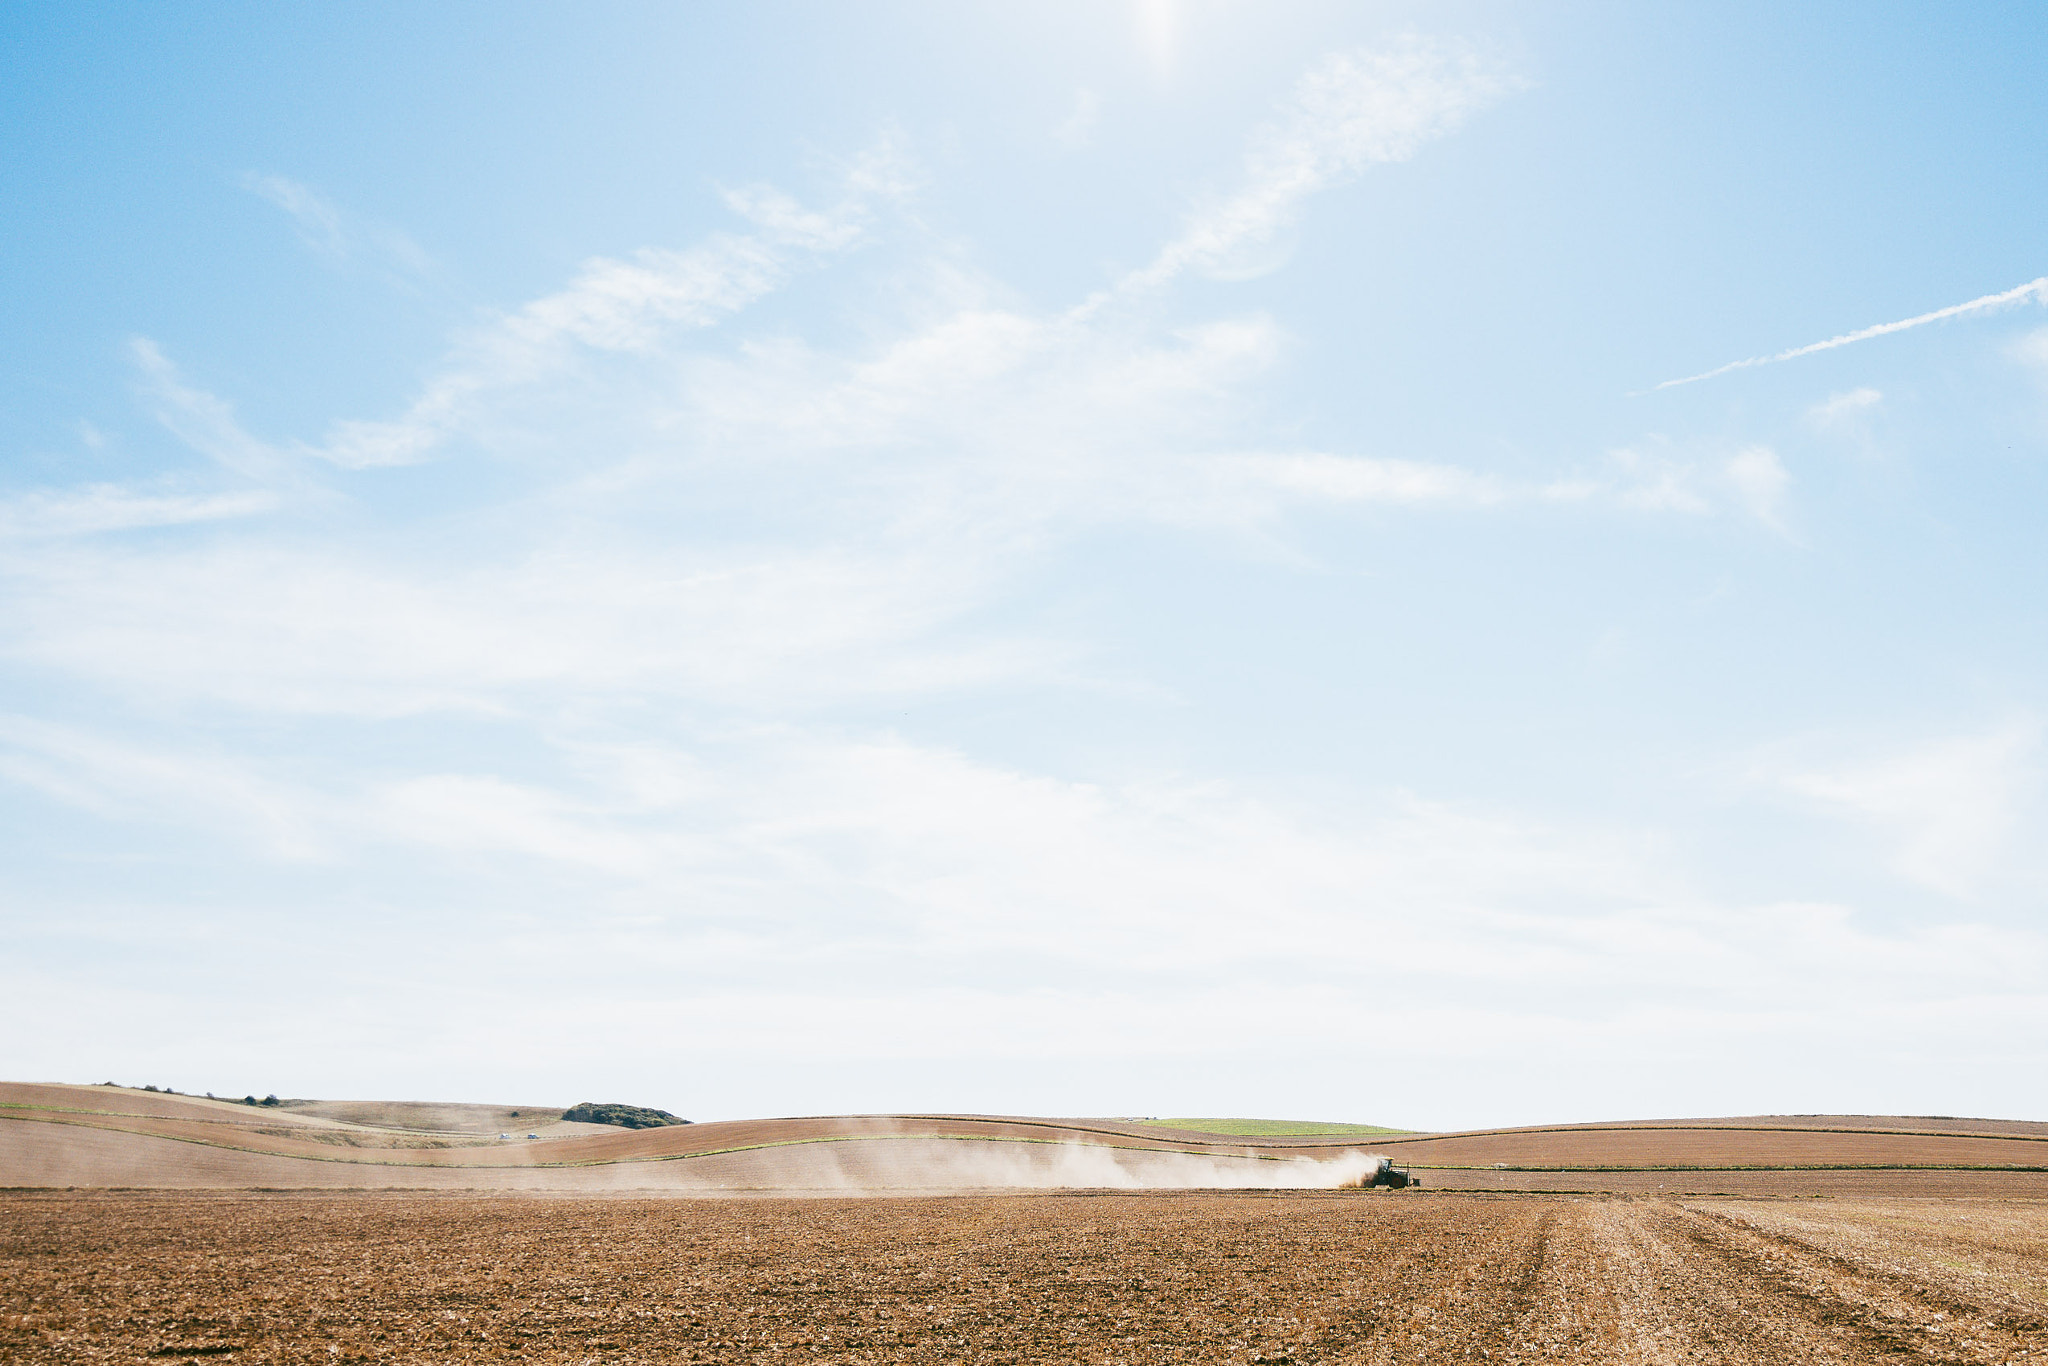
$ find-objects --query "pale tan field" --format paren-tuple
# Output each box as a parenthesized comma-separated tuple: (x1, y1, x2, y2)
(6, 1083, 2048, 1196)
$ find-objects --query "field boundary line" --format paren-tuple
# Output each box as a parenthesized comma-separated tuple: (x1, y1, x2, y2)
(1371, 1123, 2048, 1149)
(1411, 1162, 2048, 1172)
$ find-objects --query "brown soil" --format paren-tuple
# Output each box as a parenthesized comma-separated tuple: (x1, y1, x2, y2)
(3, 1191, 2043, 1365)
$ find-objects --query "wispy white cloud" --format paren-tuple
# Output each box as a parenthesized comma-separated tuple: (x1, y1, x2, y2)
(1658, 277, 2048, 389)
(840, 125, 922, 203)
(1809, 386, 1883, 426)
(305, 176, 878, 470)
(244, 173, 347, 255)
(1588, 443, 1795, 530)
(0, 484, 277, 538)
(1598, 446, 1711, 515)
(2014, 326, 2048, 375)
(6, 53, 1769, 749)
(0, 716, 326, 859)
(373, 773, 661, 876)
(1724, 445, 1790, 533)
(720, 184, 865, 250)
(1105, 37, 1518, 299)
(129, 338, 300, 486)
(1762, 720, 2040, 897)
(12, 712, 2037, 1078)
(1204, 452, 1507, 510)
(0, 536, 1043, 718)
(243, 172, 431, 276)
(1203, 445, 1798, 526)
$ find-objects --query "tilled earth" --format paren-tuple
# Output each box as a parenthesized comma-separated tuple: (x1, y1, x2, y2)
(3, 1191, 2044, 1364)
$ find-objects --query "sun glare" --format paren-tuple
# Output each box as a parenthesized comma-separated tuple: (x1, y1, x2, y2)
(1132, 0, 1180, 79)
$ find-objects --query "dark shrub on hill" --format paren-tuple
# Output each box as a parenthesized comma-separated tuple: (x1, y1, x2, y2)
(561, 1102, 691, 1129)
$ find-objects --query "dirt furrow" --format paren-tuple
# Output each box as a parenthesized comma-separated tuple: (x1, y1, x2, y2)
(1706, 1201, 2048, 1332)
(1676, 1202, 2045, 1361)
(1588, 1197, 1866, 1363)
(1634, 1201, 2031, 1364)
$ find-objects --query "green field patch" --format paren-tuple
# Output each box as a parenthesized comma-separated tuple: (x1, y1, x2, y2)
(1136, 1117, 1414, 1137)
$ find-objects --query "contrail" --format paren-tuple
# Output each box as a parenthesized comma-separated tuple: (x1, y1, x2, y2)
(1656, 276, 2048, 390)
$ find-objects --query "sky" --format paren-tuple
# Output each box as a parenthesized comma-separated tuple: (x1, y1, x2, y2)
(3, 1, 2046, 1130)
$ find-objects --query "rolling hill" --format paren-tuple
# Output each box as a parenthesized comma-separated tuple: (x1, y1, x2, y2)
(5, 1082, 2045, 1196)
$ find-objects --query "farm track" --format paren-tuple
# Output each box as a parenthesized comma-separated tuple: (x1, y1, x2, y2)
(5, 1192, 2045, 1364)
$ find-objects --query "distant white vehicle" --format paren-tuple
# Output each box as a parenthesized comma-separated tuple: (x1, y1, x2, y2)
(498, 1132, 509, 1139)
(526, 1132, 538, 1139)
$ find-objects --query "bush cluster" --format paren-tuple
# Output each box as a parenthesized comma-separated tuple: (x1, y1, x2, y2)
(561, 1101, 691, 1129)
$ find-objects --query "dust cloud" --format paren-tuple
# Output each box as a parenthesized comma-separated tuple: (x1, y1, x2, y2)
(764, 1138, 1394, 1192)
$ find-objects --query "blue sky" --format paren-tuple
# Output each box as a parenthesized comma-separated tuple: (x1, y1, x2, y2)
(4, 1, 2046, 1127)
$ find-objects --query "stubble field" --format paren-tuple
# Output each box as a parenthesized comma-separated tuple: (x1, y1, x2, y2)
(5, 1190, 2046, 1366)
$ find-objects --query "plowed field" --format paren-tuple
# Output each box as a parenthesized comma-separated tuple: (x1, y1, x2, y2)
(5, 1191, 2045, 1365)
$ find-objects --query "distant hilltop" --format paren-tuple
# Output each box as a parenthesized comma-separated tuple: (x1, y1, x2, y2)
(561, 1101, 692, 1129)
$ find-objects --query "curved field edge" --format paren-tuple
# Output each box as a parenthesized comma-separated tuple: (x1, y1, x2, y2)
(1372, 1123, 2048, 1147)
(1408, 1161, 2048, 1172)
(1131, 1118, 1415, 1137)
